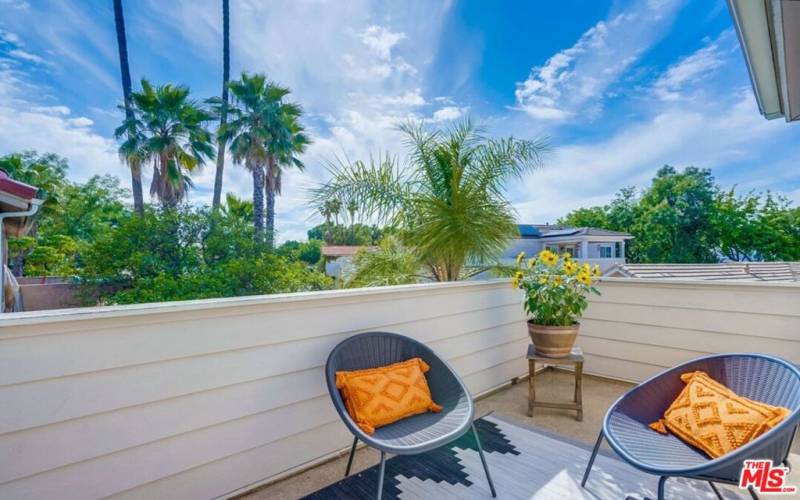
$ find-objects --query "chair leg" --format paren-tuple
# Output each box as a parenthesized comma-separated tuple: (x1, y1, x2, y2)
(472, 423, 497, 498)
(344, 436, 358, 477)
(657, 476, 667, 500)
(581, 431, 604, 487)
(707, 481, 724, 500)
(376, 451, 386, 500)
(747, 485, 759, 500)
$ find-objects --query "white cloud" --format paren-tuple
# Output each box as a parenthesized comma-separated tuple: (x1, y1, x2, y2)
(511, 90, 793, 224)
(67, 117, 93, 127)
(652, 31, 732, 101)
(514, 0, 684, 122)
(7, 48, 44, 64)
(359, 25, 406, 61)
(431, 106, 467, 122)
(0, 29, 21, 45)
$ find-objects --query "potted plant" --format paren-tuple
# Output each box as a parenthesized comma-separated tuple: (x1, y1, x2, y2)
(511, 250, 601, 357)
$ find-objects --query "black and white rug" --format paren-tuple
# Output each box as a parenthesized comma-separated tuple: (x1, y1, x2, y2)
(303, 414, 745, 499)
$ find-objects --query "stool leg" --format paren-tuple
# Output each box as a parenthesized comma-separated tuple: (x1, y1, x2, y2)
(581, 431, 604, 487)
(528, 359, 535, 417)
(575, 361, 583, 422)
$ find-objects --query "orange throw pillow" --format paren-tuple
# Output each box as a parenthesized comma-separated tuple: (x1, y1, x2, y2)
(649, 371, 790, 458)
(336, 357, 443, 435)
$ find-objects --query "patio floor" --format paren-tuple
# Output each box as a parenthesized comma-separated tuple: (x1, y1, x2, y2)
(240, 369, 799, 499)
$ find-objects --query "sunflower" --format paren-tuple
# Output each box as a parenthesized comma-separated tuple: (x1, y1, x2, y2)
(563, 261, 577, 275)
(553, 276, 563, 286)
(577, 272, 592, 285)
(526, 257, 537, 269)
(511, 271, 524, 288)
(539, 249, 558, 267)
(516, 251, 525, 266)
(538, 276, 548, 285)
(592, 264, 601, 277)
(562, 253, 571, 262)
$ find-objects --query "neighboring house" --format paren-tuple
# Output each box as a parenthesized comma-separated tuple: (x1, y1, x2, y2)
(321, 245, 374, 279)
(605, 262, 800, 282)
(503, 224, 633, 273)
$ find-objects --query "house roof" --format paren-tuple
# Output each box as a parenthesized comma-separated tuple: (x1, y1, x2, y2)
(728, 0, 800, 122)
(516, 224, 632, 240)
(321, 246, 373, 257)
(0, 170, 38, 201)
(605, 262, 800, 282)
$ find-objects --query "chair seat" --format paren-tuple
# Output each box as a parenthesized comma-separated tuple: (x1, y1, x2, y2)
(367, 393, 472, 454)
(605, 412, 709, 473)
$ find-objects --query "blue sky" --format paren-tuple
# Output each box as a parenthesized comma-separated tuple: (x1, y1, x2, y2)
(0, 0, 798, 241)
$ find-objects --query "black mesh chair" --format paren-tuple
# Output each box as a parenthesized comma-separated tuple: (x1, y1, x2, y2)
(325, 331, 497, 500)
(581, 353, 800, 500)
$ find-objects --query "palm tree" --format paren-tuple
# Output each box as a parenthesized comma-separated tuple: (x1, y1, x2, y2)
(112, 0, 144, 214)
(265, 110, 310, 246)
(213, 73, 306, 240)
(115, 79, 215, 208)
(346, 199, 358, 239)
(211, 0, 230, 210)
(311, 119, 548, 281)
(223, 192, 254, 222)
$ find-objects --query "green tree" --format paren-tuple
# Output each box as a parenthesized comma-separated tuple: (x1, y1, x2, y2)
(222, 193, 254, 222)
(558, 206, 608, 229)
(81, 206, 331, 304)
(213, 72, 307, 244)
(266, 106, 310, 247)
(635, 166, 718, 263)
(343, 236, 421, 288)
(116, 79, 215, 207)
(307, 222, 382, 246)
(113, 0, 144, 214)
(212, 0, 231, 210)
(311, 119, 547, 281)
(277, 239, 322, 265)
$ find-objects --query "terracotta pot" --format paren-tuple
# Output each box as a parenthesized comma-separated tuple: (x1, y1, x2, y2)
(528, 321, 579, 358)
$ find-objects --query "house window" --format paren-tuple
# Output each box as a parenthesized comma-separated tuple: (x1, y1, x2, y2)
(599, 246, 613, 258)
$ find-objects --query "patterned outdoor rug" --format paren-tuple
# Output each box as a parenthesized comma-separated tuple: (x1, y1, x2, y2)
(302, 413, 746, 499)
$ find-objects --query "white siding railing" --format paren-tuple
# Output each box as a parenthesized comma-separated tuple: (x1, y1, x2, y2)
(581, 278, 800, 382)
(0, 280, 527, 500)
(0, 278, 798, 499)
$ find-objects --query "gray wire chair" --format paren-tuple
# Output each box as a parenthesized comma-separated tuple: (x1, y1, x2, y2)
(581, 353, 800, 500)
(325, 331, 497, 500)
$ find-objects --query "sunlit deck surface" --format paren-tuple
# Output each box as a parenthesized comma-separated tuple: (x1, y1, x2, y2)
(242, 369, 800, 499)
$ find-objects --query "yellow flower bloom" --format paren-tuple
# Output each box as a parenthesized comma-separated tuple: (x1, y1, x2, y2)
(526, 257, 536, 269)
(539, 250, 558, 267)
(563, 261, 577, 275)
(562, 253, 571, 262)
(511, 271, 524, 288)
(553, 276, 563, 286)
(592, 264, 601, 277)
(511, 277, 519, 288)
(538, 276, 548, 285)
(577, 272, 592, 285)
(516, 251, 525, 266)
(582, 263, 591, 274)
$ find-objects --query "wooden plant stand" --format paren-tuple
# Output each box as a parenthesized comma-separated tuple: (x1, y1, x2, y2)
(527, 344, 584, 421)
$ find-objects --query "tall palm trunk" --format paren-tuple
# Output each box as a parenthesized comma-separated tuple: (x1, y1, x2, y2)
(211, 0, 230, 210)
(113, 0, 144, 215)
(265, 155, 277, 247)
(250, 159, 265, 237)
